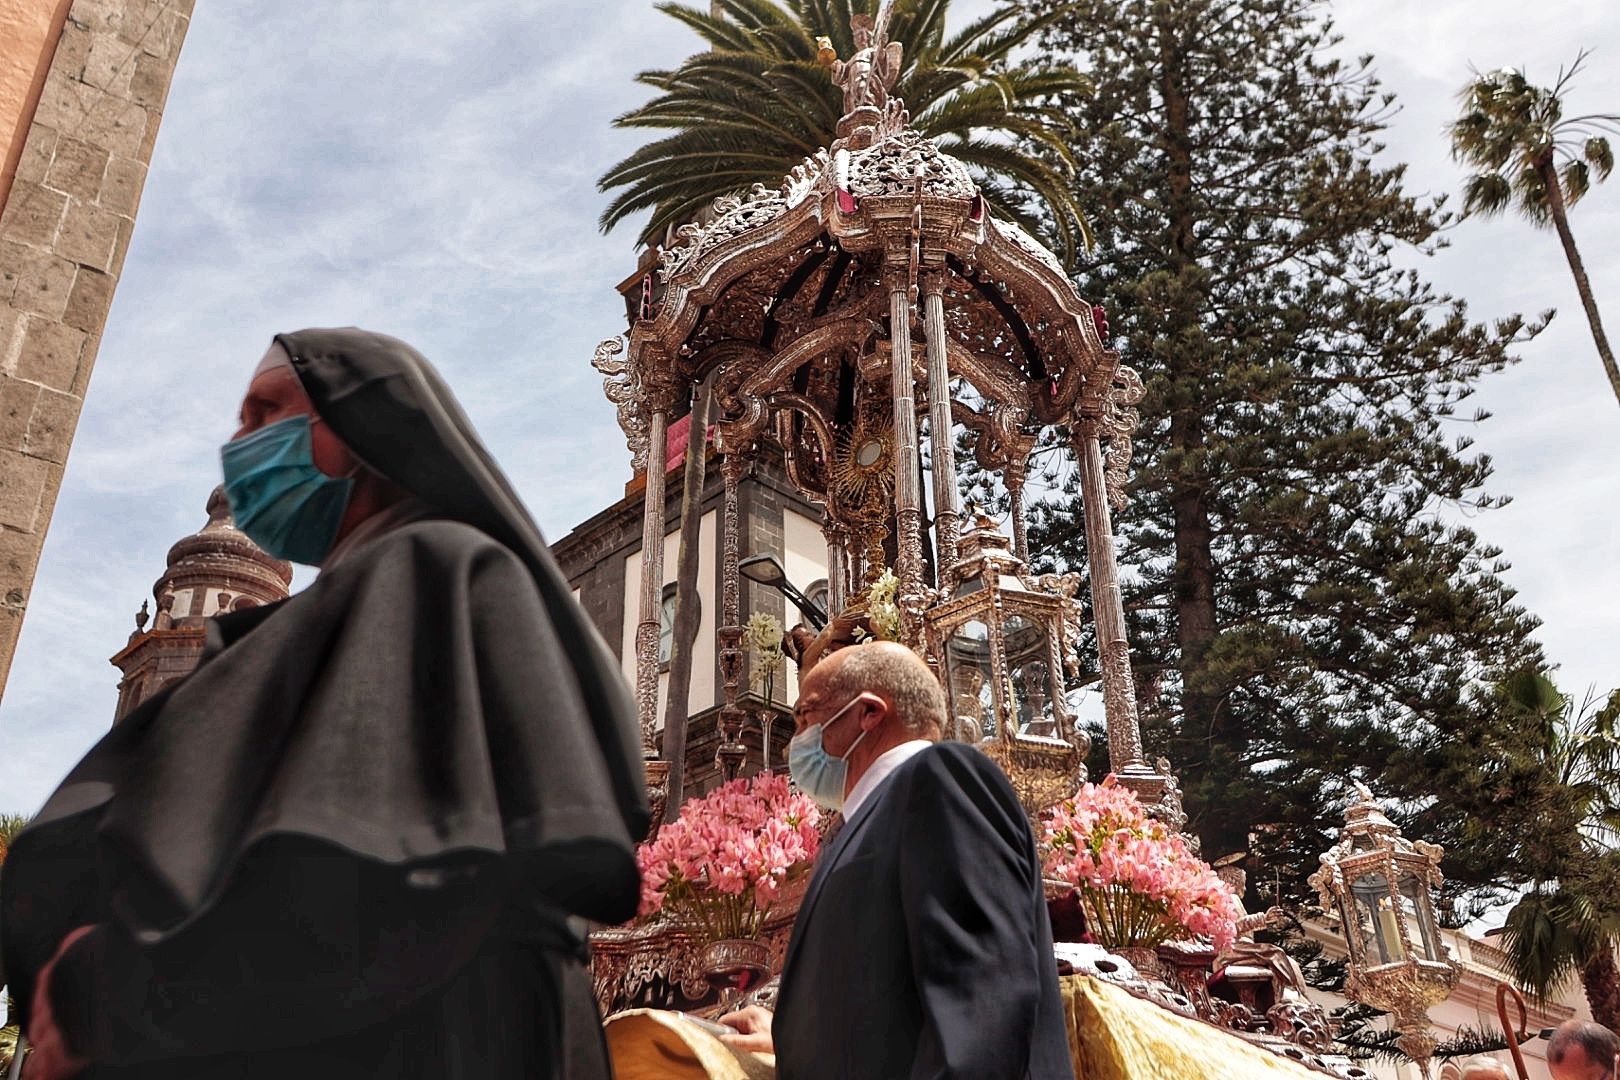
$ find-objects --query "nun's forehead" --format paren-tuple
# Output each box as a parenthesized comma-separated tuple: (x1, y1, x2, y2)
(252, 341, 293, 379)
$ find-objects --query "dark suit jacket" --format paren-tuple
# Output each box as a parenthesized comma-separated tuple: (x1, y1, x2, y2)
(773, 741, 1074, 1079)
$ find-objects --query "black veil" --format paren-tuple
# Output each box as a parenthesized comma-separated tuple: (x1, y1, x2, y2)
(276, 327, 648, 843)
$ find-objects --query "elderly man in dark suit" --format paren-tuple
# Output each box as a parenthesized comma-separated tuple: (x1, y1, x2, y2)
(719, 641, 1073, 1079)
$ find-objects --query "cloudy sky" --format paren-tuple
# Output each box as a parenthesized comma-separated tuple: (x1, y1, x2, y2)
(0, 0, 1615, 814)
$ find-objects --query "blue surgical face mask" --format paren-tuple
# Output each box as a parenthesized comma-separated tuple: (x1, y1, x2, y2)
(787, 693, 871, 811)
(220, 414, 354, 566)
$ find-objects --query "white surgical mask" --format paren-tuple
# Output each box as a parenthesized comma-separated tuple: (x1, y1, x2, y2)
(787, 694, 871, 811)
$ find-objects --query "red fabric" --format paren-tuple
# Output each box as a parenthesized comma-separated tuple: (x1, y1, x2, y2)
(664, 415, 714, 472)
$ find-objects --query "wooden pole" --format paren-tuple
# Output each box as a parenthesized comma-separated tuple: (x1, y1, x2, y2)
(659, 380, 712, 820)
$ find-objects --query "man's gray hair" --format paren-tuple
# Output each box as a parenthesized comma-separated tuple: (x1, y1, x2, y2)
(1548, 1020, 1620, 1073)
(817, 643, 945, 735)
(1456, 1055, 1511, 1080)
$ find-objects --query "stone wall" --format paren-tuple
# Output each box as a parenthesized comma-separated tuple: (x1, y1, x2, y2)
(1, 0, 74, 207)
(0, 0, 192, 698)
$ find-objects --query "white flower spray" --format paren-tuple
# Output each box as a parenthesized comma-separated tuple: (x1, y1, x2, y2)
(743, 611, 785, 704)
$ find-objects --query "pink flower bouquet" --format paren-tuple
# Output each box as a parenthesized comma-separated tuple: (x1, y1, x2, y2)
(1039, 775, 1242, 952)
(637, 772, 823, 942)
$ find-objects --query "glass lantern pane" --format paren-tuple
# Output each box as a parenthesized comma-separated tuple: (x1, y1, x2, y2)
(1350, 872, 1406, 964)
(945, 620, 996, 743)
(1397, 873, 1442, 962)
(1004, 613, 1058, 737)
(1340, 895, 1375, 964)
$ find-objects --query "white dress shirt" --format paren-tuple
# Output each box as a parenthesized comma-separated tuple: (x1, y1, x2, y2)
(842, 739, 932, 819)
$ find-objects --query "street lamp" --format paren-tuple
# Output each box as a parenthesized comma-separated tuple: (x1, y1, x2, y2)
(738, 553, 827, 630)
(1310, 782, 1460, 1078)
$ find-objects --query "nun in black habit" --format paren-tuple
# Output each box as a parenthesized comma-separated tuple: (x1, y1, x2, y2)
(0, 328, 647, 1079)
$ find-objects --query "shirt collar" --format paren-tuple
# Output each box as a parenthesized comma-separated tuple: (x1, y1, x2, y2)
(843, 739, 932, 819)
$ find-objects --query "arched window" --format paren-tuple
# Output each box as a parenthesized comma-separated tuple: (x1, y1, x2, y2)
(805, 577, 830, 622)
(658, 585, 701, 668)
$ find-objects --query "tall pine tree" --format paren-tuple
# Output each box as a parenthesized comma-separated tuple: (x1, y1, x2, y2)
(1017, 0, 1548, 909)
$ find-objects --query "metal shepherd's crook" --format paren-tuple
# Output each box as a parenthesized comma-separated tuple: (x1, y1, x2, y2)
(1494, 980, 1531, 1080)
(7, 1032, 27, 1080)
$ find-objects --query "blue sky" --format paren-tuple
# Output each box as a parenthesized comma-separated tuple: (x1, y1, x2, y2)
(0, 0, 1616, 814)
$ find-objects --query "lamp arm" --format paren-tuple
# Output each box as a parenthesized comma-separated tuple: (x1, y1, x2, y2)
(777, 581, 827, 630)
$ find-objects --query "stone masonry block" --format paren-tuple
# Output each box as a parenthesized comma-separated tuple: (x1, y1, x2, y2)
(0, 240, 28, 299)
(45, 137, 110, 202)
(24, 388, 81, 464)
(14, 319, 85, 391)
(98, 156, 145, 216)
(62, 267, 114, 333)
(137, 104, 163, 161)
(0, 522, 43, 581)
(55, 200, 121, 271)
(30, 77, 90, 133)
(114, 0, 152, 45)
(79, 94, 148, 159)
(70, 331, 101, 395)
(0, 184, 67, 248)
(70, 0, 125, 35)
(0, 379, 42, 452)
(32, 453, 65, 531)
(12, 251, 77, 320)
(83, 36, 137, 96)
(108, 215, 136, 278)
(31, 433, 66, 522)
(0, 308, 21, 365)
(0, 450, 51, 531)
(50, 22, 93, 82)
(129, 51, 170, 108)
(143, 9, 186, 60)
(13, 128, 57, 186)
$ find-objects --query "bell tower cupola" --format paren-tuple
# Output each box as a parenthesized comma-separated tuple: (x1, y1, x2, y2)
(109, 487, 292, 721)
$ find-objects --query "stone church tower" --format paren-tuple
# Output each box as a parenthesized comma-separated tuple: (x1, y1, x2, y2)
(0, 0, 195, 699)
(109, 486, 290, 720)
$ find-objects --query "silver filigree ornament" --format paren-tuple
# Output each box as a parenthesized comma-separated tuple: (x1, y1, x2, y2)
(658, 188, 792, 284)
(846, 128, 978, 200)
(592, 337, 648, 471)
(991, 217, 1070, 281)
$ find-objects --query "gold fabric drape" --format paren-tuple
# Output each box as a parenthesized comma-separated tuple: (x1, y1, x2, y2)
(604, 977, 1336, 1079)
(1062, 975, 1328, 1080)
(604, 1010, 775, 1080)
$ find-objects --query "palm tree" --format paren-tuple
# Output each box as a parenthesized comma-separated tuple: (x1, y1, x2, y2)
(1449, 53, 1620, 406)
(1486, 672, 1620, 1030)
(599, 0, 1091, 264)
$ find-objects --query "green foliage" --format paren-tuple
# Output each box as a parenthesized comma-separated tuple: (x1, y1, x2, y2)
(598, 0, 1093, 262)
(997, 0, 1548, 907)
(1450, 53, 1619, 227)
(1440, 671, 1620, 1020)
(0, 813, 27, 866)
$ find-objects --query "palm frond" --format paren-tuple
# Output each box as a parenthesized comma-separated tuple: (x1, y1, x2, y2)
(1584, 136, 1615, 181)
(1451, 54, 1617, 224)
(599, 0, 1092, 262)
